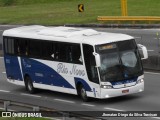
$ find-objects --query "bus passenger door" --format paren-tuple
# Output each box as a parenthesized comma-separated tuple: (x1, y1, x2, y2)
(83, 44, 100, 98)
(4, 38, 23, 81)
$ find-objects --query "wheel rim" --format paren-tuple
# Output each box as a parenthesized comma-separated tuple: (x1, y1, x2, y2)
(28, 81, 32, 91)
(81, 88, 87, 99)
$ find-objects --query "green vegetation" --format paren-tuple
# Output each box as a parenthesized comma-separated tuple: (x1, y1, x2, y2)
(0, 0, 160, 25)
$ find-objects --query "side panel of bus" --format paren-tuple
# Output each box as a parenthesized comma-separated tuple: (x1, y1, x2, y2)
(3, 36, 101, 98)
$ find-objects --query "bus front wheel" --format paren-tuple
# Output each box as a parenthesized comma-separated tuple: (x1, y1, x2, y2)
(25, 76, 35, 94)
(79, 85, 89, 102)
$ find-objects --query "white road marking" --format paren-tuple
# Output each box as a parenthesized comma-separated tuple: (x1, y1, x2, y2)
(43, 117, 61, 120)
(139, 49, 154, 52)
(134, 36, 141, 39)
(152, 117, 160, 120)
(147, 50, 154, 52)
(154, 38, 160, 40)
(2, 72, 6, 74)
(104, 107, 124, 111)
(54, 98, 75, 104)
(81, 103, 95, 107)
(20, 93, 41, 98)
(145, 71, 160, 75)
(0, 89, 10, 93)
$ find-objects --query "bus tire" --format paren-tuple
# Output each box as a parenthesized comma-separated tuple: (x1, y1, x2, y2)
(25, 76, 35, 94)
(79, 85, 89, 102)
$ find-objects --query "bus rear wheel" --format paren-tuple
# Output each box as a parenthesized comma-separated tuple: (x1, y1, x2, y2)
(79, 85, 89, 102)
(25, 76, 35, 94)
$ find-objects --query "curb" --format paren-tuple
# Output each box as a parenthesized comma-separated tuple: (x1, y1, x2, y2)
(65, 24, 160, 29)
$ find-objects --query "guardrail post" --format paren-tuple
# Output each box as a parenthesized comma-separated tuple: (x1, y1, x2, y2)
(156, 32, 160, 53)
(159, 36, 160, 53)
(4, 101, 10, 111)
(62, 112, 69, 120)
(33, 106, 39, 112)
(121, 0, 128, 16)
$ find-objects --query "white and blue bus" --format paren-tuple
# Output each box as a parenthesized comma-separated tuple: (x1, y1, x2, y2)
(3, 26, 148, 101)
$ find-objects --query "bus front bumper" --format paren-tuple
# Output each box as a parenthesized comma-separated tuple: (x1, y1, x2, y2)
(100, 82, 144, 99)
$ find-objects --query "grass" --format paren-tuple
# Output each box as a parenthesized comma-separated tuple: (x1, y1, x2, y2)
(0, 0, 160, 25)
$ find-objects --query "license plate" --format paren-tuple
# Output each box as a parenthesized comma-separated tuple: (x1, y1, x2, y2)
(122, 89, 129, 93)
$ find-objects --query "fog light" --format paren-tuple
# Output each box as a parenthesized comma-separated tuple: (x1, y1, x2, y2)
(139, 89, 143, 92)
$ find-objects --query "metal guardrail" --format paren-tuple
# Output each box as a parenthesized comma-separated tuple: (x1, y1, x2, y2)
(0, 99, 54, 112)
(97, 16, 160, 23)
(0, 99, 100, 120)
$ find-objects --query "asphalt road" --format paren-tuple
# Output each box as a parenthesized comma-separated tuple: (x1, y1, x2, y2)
(0, 25, 160, 120)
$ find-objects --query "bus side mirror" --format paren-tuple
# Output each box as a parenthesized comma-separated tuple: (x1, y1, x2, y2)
(93, 52, 101, 67)
(137, 44, 148, 60)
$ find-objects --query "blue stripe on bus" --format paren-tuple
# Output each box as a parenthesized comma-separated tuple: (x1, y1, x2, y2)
(21, 58, 75, 89)
(110, 77, 138, 86)
(74, 77, 92, 91)
(4, 55, 23, 80)
(5, 56, 92, 91)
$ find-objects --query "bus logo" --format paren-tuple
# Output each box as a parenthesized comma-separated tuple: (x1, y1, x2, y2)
(2, 112, 11, 117)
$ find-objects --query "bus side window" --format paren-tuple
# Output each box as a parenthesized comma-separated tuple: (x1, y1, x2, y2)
(54, 43, 59, 60)
(5, 38, 14, 55)
(4, 37, 8, 54)
(4, 37, 19, 56)
(29, 40, 42, 58)
(67, 46, 73, 62)
(14, 39, 19, 55)
(55, 43, 69, 62)
(72, 45, 82, 64)
(83, 44, 99, 84)
(41, 41, 53, 60)
(59, 43, 67, 60)
(15, 39, 28, 56)
(67, 44, 82, 64)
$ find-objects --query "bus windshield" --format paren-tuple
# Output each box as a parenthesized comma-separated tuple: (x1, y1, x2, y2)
(96, 40, 143, 82)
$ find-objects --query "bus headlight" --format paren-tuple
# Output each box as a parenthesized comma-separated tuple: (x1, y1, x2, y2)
(101, 85, 112, 89)
(137, 79, 144, 84)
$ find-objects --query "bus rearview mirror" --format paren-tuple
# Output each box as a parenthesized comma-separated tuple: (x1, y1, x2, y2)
(137, 44, 148, 60)
(93, 52, 101, 67)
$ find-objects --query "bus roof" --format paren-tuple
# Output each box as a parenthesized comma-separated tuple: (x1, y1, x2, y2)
(3, 25, 134, 46)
